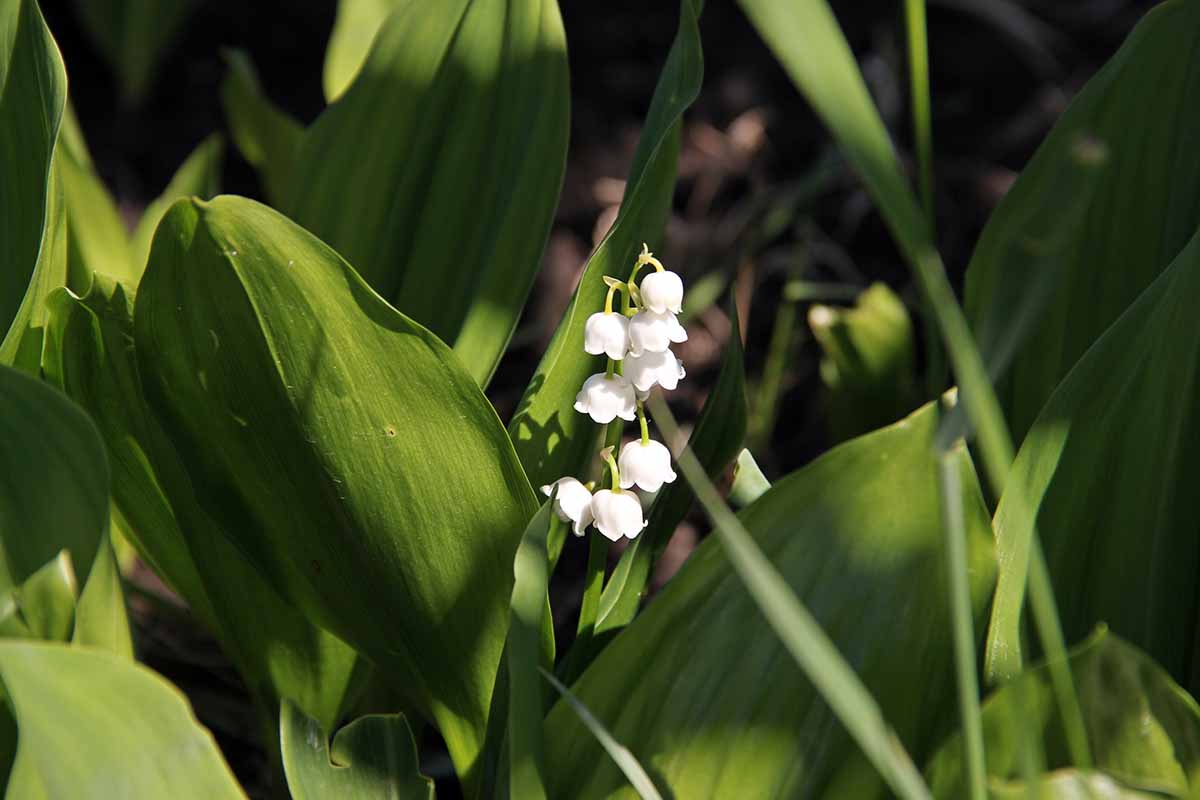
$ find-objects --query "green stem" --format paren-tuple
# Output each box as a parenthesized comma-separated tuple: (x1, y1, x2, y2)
(605, 358, 615, 379)
(637, 403, 650, 445)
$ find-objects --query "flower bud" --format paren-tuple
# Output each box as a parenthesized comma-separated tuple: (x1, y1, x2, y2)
(590, 489, 646, 541)
(584, 312, 631, 360)
(540, 477, 594, 536)
(628, 309, 687, 356)
(618, 439, 677, 492)
(639, 270, 684, 314)
(623, 349, 686, 392)
(573, 373, 638, 423)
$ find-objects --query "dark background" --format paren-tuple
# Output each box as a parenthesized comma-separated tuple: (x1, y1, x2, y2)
(38, 0, 1159, 795)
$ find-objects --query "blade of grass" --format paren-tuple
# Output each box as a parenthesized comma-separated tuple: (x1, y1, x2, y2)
(539, 667, 664, 800)
(933, 419, 986, 800)
(648, 394, 933, 800)
(506, 500, 556, 800)
(736, 0, 1092, 770)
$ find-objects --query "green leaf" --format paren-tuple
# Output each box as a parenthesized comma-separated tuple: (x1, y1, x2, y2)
(990, 770, 1174, 799)
(281, 701, 434, 800)
(73, 0, 198, 105)
(506, 500, 554, 800)
(323, 0, 401, 102)
(59, 134, 134, 288)
(964, 0, 1200, 446)
(928, 630, 1200, 798)
(219, 49, 303, 208)
(728, 449, 770, 508)
(42, 275, 360, 731)
(0, 0, 68, 371)
(0, 640, 244, 798)
(130, 133, 224, 280)
(288, 0, 569, 387)
(136, 195, 538, 788)
(543, 401, 996, 797)
(983, 223, 1200, 687)
(809, 282, 918, 442)
(510, 0, 702, 488)
(0, 363, 130, 656)
(0, 552, 75, 643)
(593, 295, 746, 636)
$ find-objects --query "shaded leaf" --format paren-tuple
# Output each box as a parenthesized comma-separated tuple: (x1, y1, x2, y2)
(74, 0, 197, 105)
(0, 552, 75, 643)
(43, 275, 359, 731)
(281, 700, 434, 800)
(288, 0, 569, 387)
(220, 49, 303, 208)
(543, 401, 996, 798)
(928, 630, 1200, 798)
(0, 640, 244, 798)
(136, 195, 538, 787)
(809, 282, 918, 442)
(323, 0, 401, 102)
(983, 223, 1200, 687)
(0, 0, 68, 370)
(59, 133, 134, 287)
(964, 0, 1200, 446)
(510, 0, 702, 488)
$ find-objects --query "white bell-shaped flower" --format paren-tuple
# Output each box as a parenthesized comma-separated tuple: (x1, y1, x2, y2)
(590, 489, 646, 541)
(540, 477, 594, 536)
(628, 309, 688, 356)
(624, 349, 686, 392)
(584, 312, 631, 360)
(574, 373, 637, 423)
(639, 270, 684, 314)
(618, 439, 677, 492)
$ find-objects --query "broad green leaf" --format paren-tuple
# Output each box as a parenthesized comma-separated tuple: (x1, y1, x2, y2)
(506, 500, 554, 800)
(984, 224, 1200, 686)
(0, 552, 75, 643)
(74, 0, 197, 105)
(810, 283, 918, 442)
(42, 275, 359, 731)
(928, 630, 1200, 798)
(0, 363, 130, 656)
(0, 641, 244, 798)
(281, 701, 434, 800)
(543, 401, 996, 798)
(323, 0, 400, 102)
(965, 0, 1200, 446)
(136, 195, 539, 788)
(0, 0, 68, 370)
(219, 49, 303, 208)
(59, 136, 134, 288)
(288, 0, 569, 387)
(130, 133, 223, 279)
(510, 0, 702, 488)
(594, 295, 746, 636)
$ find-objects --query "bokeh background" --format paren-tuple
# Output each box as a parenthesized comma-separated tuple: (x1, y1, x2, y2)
(39, 0, 1160, 794)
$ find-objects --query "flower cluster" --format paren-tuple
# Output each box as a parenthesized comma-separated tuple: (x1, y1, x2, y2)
(541, 245, 686, 541)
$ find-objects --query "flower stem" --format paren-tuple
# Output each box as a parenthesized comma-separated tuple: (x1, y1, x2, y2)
(637, 402, 650, 445)
(599, 446, 621, 492)
(605, 358, 615, 379)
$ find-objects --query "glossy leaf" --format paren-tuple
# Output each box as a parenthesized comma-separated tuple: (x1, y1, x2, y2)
(810, 283, 918, 442)
(510, 0, 702, 488)
(984, 223, 1200, 686)
(130, 133, 224, 279)
(323, 0, 400, 102)
(74, 0, 197, 105)
(281, 701, 434, 800)
(288, 0, 569, 387)
(594, 295, 746, 635)
(543, 401, 996, 798)
(43, 275, 359, 731)
(928, 630, 1200, 798)
(964, 0, 1200, 446)
(220, 49, 302, 208)
(0, 364, 131, 656)
(0, 0, 68, 370)
(136, 195, 538, 787)
(0, 641, 244, 797)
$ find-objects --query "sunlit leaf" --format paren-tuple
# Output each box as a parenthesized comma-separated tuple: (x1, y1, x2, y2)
(322, 0, 400, 102)
(289, 0, 569, 387)
(136, 195, 538, 789)
(543, 401, 996, 797)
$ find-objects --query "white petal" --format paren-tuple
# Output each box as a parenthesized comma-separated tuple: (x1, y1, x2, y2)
(624, 349, 684, 392)
(640, 270, 684, 314)
(574, 373, 636, 423)
(628, 310, 679, 355)
(541, 477, 593, 528)
(590, 489, 645, 540)
(618, 439, 678, 493)
(584, 312, 630, 360)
